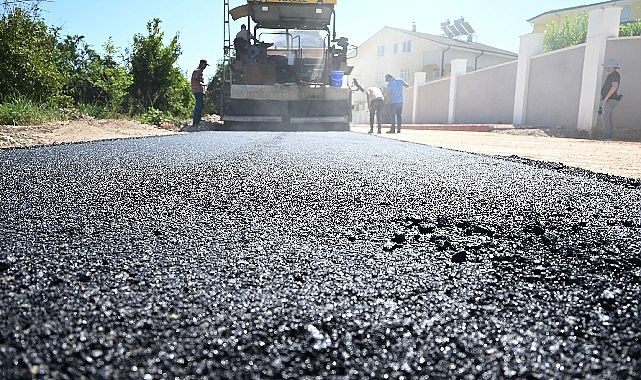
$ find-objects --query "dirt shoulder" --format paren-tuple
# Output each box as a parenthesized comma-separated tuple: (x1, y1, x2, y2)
(0, 118, 179, 148)
(0, 115, 221, 149)
(1, 119, 639, 179)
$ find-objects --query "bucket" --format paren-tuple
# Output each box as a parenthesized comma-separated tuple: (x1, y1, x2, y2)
(331, 70, 344, 87)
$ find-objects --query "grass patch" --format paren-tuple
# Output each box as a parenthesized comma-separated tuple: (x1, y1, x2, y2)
(0, 97, 63, 125)
(0, 97, 185, 127)
(0, 99, 129, 126)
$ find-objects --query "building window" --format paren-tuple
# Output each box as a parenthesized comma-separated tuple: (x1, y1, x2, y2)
(377, 45, 385, 57)
(376, 72, 385, 85)
(400, 69, 410, 83)
(402, 40, 412, 53)
(621, 5, 632, 22)
(393, 43, 398, 54)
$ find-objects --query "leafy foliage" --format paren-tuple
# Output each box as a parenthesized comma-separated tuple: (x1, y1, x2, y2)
(204, 62, 227, 115)
(127, 18, 192, 118)
(57, 35, 132, 112)
(543, 13, 588, 52)
(544, 15, 641, 53)
(93, 40, 133, 113)
(0, 5, 68, 104)
(619, 20, 641, 37)
(1, 2, 197, 124)
(162, 66, 193, 118)
(138, 107, 167, 127)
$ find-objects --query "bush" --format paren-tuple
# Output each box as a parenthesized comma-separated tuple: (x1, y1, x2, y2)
(543, 13, 588, 52)
(138, 107, 167, 127)
(619, 20, 641, 37)
(544, 16, 641, 52)
(1, 4, 193, 121)
(59, 36, 132, 114)
(204, 63, 226, 115)
(0, 6, 68, 105)
(128, 19, 192, 118)
(164, 67, 194, 118)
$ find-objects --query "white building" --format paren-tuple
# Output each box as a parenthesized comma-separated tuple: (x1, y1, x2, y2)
(349, 26, 518, 115)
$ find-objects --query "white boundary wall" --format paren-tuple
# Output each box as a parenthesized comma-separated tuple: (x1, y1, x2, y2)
(388, 7, 641, 139)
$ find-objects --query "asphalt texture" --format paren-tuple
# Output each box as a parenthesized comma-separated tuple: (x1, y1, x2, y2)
(1, 131, 640, 379)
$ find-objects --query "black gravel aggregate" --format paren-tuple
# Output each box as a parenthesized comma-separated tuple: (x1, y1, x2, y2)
(0, 131, 640, 379)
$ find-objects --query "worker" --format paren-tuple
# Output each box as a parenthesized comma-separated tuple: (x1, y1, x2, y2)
(385, 73, 409, 134)
(236, 24, 253, 42)
(191, 59, 209, 126)
(234, 25, 253, 63)
(366, 86, 384, 134)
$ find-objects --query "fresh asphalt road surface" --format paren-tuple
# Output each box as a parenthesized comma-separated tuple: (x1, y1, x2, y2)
(1, 131, 640, 379)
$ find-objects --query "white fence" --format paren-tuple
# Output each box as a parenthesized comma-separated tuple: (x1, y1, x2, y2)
(353, 8, 641, 140)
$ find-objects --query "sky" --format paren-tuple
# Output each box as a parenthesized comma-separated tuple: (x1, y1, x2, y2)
(39, 0, 591, 79)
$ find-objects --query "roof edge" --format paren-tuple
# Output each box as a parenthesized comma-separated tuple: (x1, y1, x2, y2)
(527, 0, 620, 23)
(385, 26, 517, 57)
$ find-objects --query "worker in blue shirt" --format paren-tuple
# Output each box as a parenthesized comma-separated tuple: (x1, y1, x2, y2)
(385, 73, 410, 133)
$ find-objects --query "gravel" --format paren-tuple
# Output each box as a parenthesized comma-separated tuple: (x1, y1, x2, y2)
(1, 131, 640, 379)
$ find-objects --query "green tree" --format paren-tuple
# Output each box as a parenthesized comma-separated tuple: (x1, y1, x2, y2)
(128, 18, 191, 117)
(57, 36, 132, 114)
(0, 4, 68, 104)
(203, 62, 226, 115)
(164, 67, 193, 117)
(543, 13, 588, 52)
(57, 34, 99, 104)
(89, 40, 132, 113)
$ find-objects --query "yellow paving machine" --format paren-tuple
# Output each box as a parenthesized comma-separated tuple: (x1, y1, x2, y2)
(220, 0, 354, 131)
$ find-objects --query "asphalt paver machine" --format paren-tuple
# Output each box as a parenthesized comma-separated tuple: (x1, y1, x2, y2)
(220, 0, 354, 131)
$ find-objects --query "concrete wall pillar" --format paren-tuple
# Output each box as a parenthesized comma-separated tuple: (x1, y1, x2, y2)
(412, 72, 427, 123)
(577, 7, 622, 135)
(448, 59, 467, 124)
(513, 33, 544, 125)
